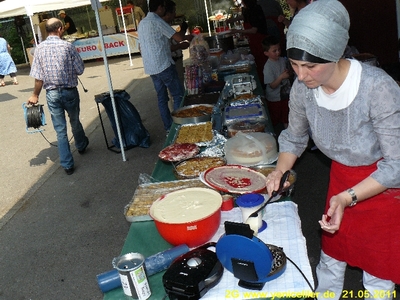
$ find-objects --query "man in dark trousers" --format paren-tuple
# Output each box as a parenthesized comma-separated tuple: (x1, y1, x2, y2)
(27, 18, 89, 175)
(138, 0, 188, 133)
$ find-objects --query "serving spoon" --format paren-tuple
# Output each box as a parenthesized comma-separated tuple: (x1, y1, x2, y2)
(245, 170, 291, 232)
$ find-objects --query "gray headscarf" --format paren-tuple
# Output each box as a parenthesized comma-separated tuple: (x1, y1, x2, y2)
(286, 0, 350, 62)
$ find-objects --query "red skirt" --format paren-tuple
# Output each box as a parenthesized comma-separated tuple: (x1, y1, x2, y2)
(322, 161, 400, 283)
(266, 99, 289, 126)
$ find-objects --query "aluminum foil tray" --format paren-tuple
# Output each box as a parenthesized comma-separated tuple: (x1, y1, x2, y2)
(173, 122, 214, 146)
(124, 179, 208, 222)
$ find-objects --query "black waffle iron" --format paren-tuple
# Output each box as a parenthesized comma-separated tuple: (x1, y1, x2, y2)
(163, 242, 224, 299)
(216, 221, 287, 290)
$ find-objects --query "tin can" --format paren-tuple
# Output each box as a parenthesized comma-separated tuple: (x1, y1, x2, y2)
(112, 253, 151, 300)
(221, 194, 234, 211)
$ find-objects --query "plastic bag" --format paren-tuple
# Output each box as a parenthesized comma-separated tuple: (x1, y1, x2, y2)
(189, 34, 209, 65)
(224, 132, 278, 166)
(138, 173, 158, 184)
(95, 90, 150, 149)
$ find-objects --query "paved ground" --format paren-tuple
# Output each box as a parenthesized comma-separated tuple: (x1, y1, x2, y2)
(0, 52, 394, 300)
(0, 53, 168, 300)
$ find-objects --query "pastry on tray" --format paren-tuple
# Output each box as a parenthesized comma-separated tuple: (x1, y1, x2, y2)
(174, 156, 226, 179)
(174, 122, 213, 144)
(158, 143, 199, 162)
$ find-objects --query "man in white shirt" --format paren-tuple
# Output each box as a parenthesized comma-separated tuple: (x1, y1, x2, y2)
(138, 0, 187, 132)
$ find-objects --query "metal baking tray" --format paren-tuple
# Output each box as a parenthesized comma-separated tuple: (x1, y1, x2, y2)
(173, 156, 226, 179)
(171, 104, 214, 125)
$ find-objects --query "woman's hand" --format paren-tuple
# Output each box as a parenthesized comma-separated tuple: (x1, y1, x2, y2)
(318, 193, 348, 234)
(265, 170, 291, 196)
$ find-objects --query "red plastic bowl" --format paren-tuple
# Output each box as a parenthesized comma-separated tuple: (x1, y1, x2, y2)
(149, 188, 222, 248)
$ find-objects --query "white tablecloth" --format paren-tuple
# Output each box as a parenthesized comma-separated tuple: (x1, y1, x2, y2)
(204, 200, 315, 299)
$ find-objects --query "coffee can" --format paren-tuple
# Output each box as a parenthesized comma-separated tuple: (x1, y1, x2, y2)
(113, 252, 151, 300)
(221, 194, 234, 211)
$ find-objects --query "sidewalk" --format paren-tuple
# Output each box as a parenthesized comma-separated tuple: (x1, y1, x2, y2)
(0, 54, 160, 227)
(0, 53, 168, 299)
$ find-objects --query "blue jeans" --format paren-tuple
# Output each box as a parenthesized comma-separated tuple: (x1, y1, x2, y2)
(150, 64, 184, 130)
(46, 87, 87, 169)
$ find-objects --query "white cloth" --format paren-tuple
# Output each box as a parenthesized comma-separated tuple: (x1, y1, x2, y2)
(138, 12, 176, 75)
(203, 201, 315, 299)
(314, 59, 361, 110)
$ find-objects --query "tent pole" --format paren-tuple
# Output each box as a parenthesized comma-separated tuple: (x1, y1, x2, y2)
(28, 14, 38, 46)
(118, 0, 133, 66)
(91, 0, 127, 162)
(204, 0, 212, 36)
(20, 36, 28, 64)
(86, 6, 93, 31)
(25, 7, 37, 64)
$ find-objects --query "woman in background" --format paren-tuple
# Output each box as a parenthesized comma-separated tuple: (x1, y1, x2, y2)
(0, 36, 18, 86)
(228, 0, 269, 85)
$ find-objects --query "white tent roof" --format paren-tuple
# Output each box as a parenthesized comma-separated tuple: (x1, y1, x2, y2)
(0, 0, 107, 19)
(0, 1, 26, 18)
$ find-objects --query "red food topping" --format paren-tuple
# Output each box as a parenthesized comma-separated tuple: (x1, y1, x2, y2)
(159, 143, 199, 162)
(224, 176, 251, 188)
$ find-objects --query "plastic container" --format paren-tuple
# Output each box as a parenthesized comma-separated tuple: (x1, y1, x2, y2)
(235, 193, 267, 234)
(224, 132, 278, 166)
(223, 103, 267, 126)
(227, 120, 266, 137)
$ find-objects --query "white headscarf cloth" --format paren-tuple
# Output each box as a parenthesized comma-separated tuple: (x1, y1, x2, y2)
(286, 0, 350, 62)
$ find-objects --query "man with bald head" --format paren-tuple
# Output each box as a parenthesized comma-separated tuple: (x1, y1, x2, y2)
(28, 18, 89, 175)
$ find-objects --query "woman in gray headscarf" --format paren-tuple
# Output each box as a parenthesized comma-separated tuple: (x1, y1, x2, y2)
(264, 0, 400, 299)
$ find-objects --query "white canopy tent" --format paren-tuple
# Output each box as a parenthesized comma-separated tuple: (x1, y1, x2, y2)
(0, 0, 127, 161)
(0, 0, 107, 19)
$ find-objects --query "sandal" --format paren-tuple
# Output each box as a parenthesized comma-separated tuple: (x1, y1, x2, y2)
(0, 82, 5, 87)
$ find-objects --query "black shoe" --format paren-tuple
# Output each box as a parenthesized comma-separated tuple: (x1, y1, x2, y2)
(65, 167, 74, 175)
(78, 137, 89, 154)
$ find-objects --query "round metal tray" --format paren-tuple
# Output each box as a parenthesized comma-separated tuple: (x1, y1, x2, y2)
(172, 104, 214, 125)
(173, 156, 226, 180)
